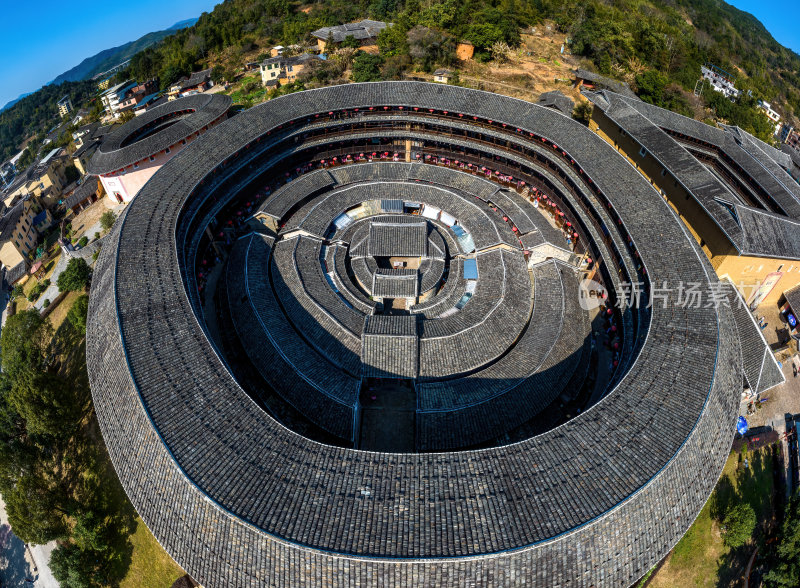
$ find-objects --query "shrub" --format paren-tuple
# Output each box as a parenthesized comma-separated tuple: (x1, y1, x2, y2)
(722, 503, 756, 548)
(27, 279, 50, 302)
(42, 299, 50, 308)
(99, 212, 115, 231)
(352, 53, 384, 82)
(57, 258, 90, 293)
(573, 102, 594, 123)
(77, 236, 88, 248)
(93, 232, 100, 241)
(66, 295, 89, 334)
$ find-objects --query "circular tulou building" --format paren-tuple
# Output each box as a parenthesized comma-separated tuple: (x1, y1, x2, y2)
(87, 93, 231, 204)
(87, 82, 749, 586)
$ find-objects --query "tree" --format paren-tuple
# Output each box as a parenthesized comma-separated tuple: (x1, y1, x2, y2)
(407, 26, 456, 72)
(765, 496, 800, 587)
(722, 503, 756, 548)
(159, 64, 188, 91)
(18, 145, 35, 170)
(64, 164, 80, 184)
(352, 53, 384, 83)
(211, 65, 227, 84)
(573, 101, 594, 123)
(464, 23, 508, 60)
(0, 310, 52, 378)
(340, 35, 361, 50)
(100, 211, 116, 231)
(2, 474, 70, 543)
(50, 543, 103, 588)
(377, 21, 409, 58)
(635, 70, 669, 106)
(67, 295, 89, 334)
(72, 511, 111, 553)
(118, 111, 135, 124)
(58, 258, 90, 293)
(9, 370, 81, 438)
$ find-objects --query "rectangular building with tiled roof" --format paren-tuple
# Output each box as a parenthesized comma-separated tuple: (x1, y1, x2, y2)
(586, 89, 800, 308)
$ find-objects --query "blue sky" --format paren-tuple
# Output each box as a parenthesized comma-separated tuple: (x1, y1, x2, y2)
(0, 0, 218, 108)
(727, 1, 800, 54)
(0, 0, 798, 109)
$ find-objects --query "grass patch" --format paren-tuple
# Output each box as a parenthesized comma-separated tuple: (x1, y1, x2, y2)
(649, 445, 775, 587)
(228, 74, 268, 107)
(119, 517, 185, 588)
(48, 290, 81, 330)
(636, 565, 656, 587)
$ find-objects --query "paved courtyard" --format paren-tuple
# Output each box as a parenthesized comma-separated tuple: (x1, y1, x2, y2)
(743, 302, 800, 430)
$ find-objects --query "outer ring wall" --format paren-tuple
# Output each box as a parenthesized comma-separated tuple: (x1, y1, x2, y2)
(87, 82, 741, 587)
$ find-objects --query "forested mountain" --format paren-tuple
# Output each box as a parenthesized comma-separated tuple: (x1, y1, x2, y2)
(125, 0, 800, 129)
(0, 80, 96, 162)
(49, 18, 199, 86)
(1, 93, 33, 113)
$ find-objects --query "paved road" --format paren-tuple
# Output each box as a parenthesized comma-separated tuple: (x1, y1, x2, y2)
(32, 255, 68, 312)
(0, 493, 58, 587)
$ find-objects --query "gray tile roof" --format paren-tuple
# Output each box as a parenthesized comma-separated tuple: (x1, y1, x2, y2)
(587, 90, 800, 259)
(177, 68, 212, 90)
(723, 281, 784, 394)
(368, 220, 427, 257)
(226, 233, 360, 439)
(0, 201, 24, 244)
(361, 315, 418, 378)
(87, 93, 231, 174)
(371, 268, 418, 298)
(87, 81, 745, 586)
(63, 175, 99, 209)
(2, 260, 26, 285)
(311, 19, 390, 43)
(537, 91, 575, 116)
(575, 68, 639, 99)
(256, 169, 335, 220)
